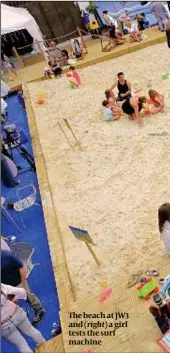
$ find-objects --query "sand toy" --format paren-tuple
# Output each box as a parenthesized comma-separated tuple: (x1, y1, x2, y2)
(137, 277, 159, 300)
(99, 288, 112, 302)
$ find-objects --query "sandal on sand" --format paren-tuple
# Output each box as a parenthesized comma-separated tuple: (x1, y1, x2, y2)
(132, 271, 143, 278)
(127, 276, 139, 288)
(145, 269, 159, 277)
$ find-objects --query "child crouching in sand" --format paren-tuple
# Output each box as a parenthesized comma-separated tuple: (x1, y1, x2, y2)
(148, 89, 164, 114)
(102, 100, 121, 121)
(66, 66, 81, 88)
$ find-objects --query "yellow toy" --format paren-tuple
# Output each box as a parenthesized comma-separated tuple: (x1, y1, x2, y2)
(98, 280, 107, 288)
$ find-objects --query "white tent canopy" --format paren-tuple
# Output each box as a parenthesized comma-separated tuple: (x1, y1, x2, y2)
(1, 4, 45, 55)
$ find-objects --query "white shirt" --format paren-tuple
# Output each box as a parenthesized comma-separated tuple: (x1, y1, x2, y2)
(1, 284, 27, 322)
(162, 220, 170, 255)
(1, 98, 7, 114)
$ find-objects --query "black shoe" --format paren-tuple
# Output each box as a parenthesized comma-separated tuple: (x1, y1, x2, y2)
(32, 309, 45, 326)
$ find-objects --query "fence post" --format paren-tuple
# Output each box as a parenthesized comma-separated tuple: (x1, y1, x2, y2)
(12, 47, 24, 68)
(77, 27, 88, 54)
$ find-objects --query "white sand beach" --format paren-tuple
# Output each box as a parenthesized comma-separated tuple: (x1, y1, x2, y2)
(28, 42, 170, 299)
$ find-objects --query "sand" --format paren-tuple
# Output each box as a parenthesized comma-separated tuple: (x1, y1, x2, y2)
(28, 43, 170, 299)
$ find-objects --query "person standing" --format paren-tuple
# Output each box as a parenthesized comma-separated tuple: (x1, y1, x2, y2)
(1, 97, 8, 119)
(166, 19, 170, 48)
(1, 250, 45, 326)
(152, 2, 169, 31)
(1, 283, 45, 353)
(158, 203, 170, 255)
(1, 79, 10, 98)
(1, 52, 17, 79)
(110, 72, 132, 101)
(119, 10, 131, 33)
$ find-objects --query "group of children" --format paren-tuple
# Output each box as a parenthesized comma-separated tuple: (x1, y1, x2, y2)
(102, 73, 164, 125)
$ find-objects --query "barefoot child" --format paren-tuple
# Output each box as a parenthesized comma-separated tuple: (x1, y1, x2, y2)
(66, 66, 81, 88)
(102, 100, 120, 121)
(158, 203, 170, 256)
(148, 89, 164, 113)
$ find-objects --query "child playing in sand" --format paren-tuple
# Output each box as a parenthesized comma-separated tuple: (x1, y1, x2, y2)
(44, 65, 52, 79)
(66, 66, 81, 88)
(102, 100, 121, 121)
(158, 203, 170, 256)
(148, 89, 164, 113)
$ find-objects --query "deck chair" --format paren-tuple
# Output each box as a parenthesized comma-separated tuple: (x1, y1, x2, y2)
(13, 183, 40, 230)
(10, 242, 39, 278)
(100, 36, 116, 52)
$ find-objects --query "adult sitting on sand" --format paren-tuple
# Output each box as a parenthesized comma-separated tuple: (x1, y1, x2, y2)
(122, 96, 146, 125)
(110, 72, 131, 102)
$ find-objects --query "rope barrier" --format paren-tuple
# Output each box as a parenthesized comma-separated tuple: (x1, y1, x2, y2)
(43, 29, 78, 44)
(10, 28, 83, 52)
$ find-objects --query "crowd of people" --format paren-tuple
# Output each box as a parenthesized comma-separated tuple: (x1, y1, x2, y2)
(1, 79, 46, 353)
(1, 4, 169, 352)
(102, 2, 170, 45)
(102, 72, 164, 125)
(44, 38, 85, 79)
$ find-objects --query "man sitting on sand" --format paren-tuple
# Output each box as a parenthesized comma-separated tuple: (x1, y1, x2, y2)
(110, 72, 132, 102)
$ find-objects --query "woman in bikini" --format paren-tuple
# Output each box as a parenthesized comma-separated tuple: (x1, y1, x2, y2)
(148, 89, 164, 114)
(122, 96, 146, 125)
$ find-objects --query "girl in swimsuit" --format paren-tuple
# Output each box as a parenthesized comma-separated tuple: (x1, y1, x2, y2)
(148, 89, 164, 114)
(122, 96, 146, 125)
